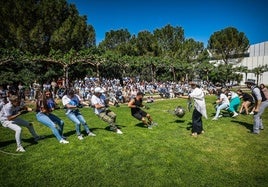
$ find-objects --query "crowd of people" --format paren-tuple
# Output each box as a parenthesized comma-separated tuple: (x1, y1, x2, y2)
(0, 76, 267, 152)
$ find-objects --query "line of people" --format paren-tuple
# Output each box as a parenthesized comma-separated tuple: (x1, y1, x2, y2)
(1, 79, 267, 152)
(0, 86, 159, 152)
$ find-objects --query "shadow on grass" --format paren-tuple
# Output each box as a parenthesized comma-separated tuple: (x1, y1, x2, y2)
(186, 122, 192, 131)
(0, 137, 39, 149)
(174, 119, 186, 123)
(231, 120, 252, 131)
(135, 123, 147, 128)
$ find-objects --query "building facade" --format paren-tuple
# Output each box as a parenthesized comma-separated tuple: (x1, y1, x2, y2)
(239, 41, 268, 85)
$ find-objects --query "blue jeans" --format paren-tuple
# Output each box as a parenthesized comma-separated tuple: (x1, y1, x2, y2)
(36, 112, 64, 141)
(66, 110, 90, 136)
(214, 103, 229, 118)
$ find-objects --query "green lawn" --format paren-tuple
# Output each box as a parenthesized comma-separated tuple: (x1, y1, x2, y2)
(1, 96, 268, 187)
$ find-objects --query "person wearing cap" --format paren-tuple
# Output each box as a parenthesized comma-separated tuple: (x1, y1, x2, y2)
(245, 79, 268, 134)
(91, 87, 123, 134)
(128, 91, 157, 129)
(62, 89, 96, 140)
(179, 81, 207, 136)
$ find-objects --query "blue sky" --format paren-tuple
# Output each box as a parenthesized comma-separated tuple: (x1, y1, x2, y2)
(68, 0, 268, 47)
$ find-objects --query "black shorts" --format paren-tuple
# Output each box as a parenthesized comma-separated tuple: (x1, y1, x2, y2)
(132, 109, 147, 121)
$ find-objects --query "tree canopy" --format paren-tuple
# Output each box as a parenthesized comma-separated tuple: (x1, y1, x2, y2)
(0, 0, 254, 87)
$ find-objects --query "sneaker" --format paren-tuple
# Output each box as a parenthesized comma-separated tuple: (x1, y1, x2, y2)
(249, 111, 254, 115)
(60, 139, 69, 144)
(147, 124, 153, 129)
(116, 129, 123, 134)
(191, 132, 198, 137)
(78, 135, 84, 140)
(16, 146, 26, 152)
(88, 132, 96, 137)
(212, 117, 218, 120)
(218, 115, 223, 118)
(232, 113, 239, 117)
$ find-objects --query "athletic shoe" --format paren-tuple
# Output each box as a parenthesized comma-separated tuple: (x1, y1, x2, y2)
(249, 111, 254, 115)
(218, 115, 223, 118)
(232, 113, 238, 117)
(60, 139, 69, 144)
(191, 132, 198, 137)
(78, 135, 84, 140)
(88, 132, 96, 136)
(16, 146, 26, 152)
(212, 117, 218, 120)
(116, 129, 123, 134)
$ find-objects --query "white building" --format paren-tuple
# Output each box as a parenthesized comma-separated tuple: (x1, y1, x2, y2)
(238, 41, 268, 85)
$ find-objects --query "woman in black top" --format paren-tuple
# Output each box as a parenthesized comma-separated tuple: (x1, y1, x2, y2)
(237, 89, 254, 115)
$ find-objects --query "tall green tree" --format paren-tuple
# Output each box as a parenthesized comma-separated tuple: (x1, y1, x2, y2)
(207, 27, 249, 83)
(207, 27, 249, 64)
(0, 0, 95, 55)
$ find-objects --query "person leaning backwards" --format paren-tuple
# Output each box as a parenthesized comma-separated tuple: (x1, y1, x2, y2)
(128, 91, 157, 129)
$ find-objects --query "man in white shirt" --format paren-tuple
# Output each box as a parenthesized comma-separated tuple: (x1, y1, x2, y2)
(91, 87, 123, 134)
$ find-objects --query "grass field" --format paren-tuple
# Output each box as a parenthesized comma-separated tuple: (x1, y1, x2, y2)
(1, 96, 268, 187)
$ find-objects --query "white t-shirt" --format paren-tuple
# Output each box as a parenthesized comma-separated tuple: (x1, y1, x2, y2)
(220, 93, 230, 105)
(91, 94, 105, 115)
(0, 102, 19, 122)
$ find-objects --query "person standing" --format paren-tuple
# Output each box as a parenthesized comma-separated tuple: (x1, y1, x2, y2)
(62, 89, 96, 140)
(36, 90, 69, 144)
(0, 95, 42, 152)
(245, 80, 268, 134)
(91, 87, 123, 134)
(128, 91, 157, 129)
(179, 81, 207, 136)
(260, 84, 268, 100)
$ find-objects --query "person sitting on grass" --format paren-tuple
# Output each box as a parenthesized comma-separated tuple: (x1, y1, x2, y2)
(128, 91, 157, 129)
(91, 87, 123, 134)
(0, 95, 42, 152)
(212, 88, 230, 120)
(62, 89, 96, 140)
(36, 90, 69, 144)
